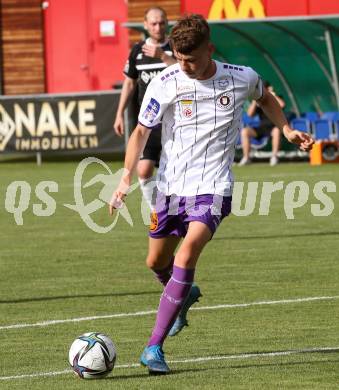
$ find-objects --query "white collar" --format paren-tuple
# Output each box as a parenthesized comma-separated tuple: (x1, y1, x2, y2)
(145, 37, 169, 47)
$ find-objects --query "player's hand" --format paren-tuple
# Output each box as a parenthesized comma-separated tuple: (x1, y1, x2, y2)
(114, 115, 124, 137)
(142, 44, 163, 59)
(286, 129, 315, 152)
(108, 191, 125, 216)
(108, 179, 129, 216)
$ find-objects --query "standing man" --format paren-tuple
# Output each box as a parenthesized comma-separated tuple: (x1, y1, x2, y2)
(110, 15, 314, 375)
(114, 6, 176, 209)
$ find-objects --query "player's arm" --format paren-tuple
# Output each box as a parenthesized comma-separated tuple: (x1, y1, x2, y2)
(247, 99, 257, 117)
(109, 123, 151, 215)
(257, 89, 314, 151)
(142, 44, 176, 66)
(272, 93, 285, 109)
(114, 76, 137, 137)
(159, 49, 176, 66)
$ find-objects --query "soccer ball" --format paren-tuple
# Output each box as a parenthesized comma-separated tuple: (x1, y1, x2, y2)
(68, 332, 116, 379)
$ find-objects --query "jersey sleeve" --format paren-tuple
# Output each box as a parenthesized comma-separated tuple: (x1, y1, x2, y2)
(123, 44, 139, 80)
(247, 67, 264, 101)
(138, 77, 169, 129)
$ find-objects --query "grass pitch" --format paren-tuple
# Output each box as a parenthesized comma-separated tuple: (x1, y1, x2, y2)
(0, 160, 339, 389)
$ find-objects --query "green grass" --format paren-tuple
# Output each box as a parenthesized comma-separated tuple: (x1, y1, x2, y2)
(0, 161, 339, 389)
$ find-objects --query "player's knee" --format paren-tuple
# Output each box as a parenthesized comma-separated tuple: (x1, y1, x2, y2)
(137, 162, 154, 180)
(138, 171, 153, 181)
(241, 127, 251, 138)
(174, 249, 197, 269)
(145, 255, 161, 270)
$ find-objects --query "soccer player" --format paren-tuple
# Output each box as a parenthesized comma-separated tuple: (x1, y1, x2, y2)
(114, 6, 176, 209)
(109, 14, 314, 375)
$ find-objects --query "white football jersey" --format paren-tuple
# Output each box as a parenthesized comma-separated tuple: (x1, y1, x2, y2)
(138, 60, 263, 196)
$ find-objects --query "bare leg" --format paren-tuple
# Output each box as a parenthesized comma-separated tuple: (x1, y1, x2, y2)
(239, 127, 258, 165)
(271, 126, 281, 156)
(146, 236, 181, 271)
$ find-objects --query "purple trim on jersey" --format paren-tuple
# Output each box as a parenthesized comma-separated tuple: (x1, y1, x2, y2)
(223, 64, 243, 71)
(149, 192, 232, 239)
(161, 68, 180, 81)
(138, 121, 161, 130)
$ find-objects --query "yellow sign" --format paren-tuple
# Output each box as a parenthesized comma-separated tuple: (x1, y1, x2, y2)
(208, 0, 266, 19)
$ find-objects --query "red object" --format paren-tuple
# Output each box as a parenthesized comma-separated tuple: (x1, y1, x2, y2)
(309, 0, 339, 15)
(44, 0, 128, 93)
(264, 0, 308, 16)
(181, 0, 339, 18)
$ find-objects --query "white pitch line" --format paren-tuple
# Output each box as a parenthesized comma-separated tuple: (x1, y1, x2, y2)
(1, 346, 338, 381)
(1, 295, 339, 331)
(0, 309, 157, 331)
(191, 295, 339, 311)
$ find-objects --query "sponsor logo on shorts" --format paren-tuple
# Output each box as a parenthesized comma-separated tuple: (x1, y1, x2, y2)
(142, 98, 160, 123)
(150, 210, 158, 232)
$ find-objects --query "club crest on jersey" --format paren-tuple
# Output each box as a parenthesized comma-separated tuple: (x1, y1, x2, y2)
(216, 93, 232, 109)
(180, 100, 193, 118)
(142, 98, 160, 123)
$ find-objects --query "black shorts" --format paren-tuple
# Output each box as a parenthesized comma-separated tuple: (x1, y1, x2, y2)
(140, 126, 162, 165)
(253, 124, 274, 139)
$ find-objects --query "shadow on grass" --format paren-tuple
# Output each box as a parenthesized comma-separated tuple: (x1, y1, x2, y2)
(103, 357, 339, 381)
(214, 231, 339, 241)
(0, 290, 161, 305)
(104, 349, 339, 381)
(105, 367, 199, 381)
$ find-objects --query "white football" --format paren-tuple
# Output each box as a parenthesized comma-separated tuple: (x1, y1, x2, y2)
(68, 332, 116, 379)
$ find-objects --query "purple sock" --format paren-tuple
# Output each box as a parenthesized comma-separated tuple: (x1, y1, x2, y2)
(148, 265, 195, 347)
(152, 257, 174, 286)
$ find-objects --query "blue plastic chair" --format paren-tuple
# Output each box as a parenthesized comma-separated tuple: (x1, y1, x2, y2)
(302, 112, 319, 122)
(312, 119, 333, 140)
(333, 120, 339, 139)
(321, 112, 339, 121)
(291, 118, 311, 133)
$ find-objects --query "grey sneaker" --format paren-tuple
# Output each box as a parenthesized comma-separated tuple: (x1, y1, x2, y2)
(270, 155, 279, 166)
(238, 157, 251, 166)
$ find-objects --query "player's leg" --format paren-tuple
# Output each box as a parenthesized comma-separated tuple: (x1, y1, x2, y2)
(146, 235, 181, 286)
(239, 126, 257, 166)
(141, 222, 211, 374)
(270, 126, 281, 166)
(169, 194, 231, 336)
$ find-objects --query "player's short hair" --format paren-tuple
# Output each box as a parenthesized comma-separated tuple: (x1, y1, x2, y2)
(170, 14, 210, 54)
(144, 6, 167, 21)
